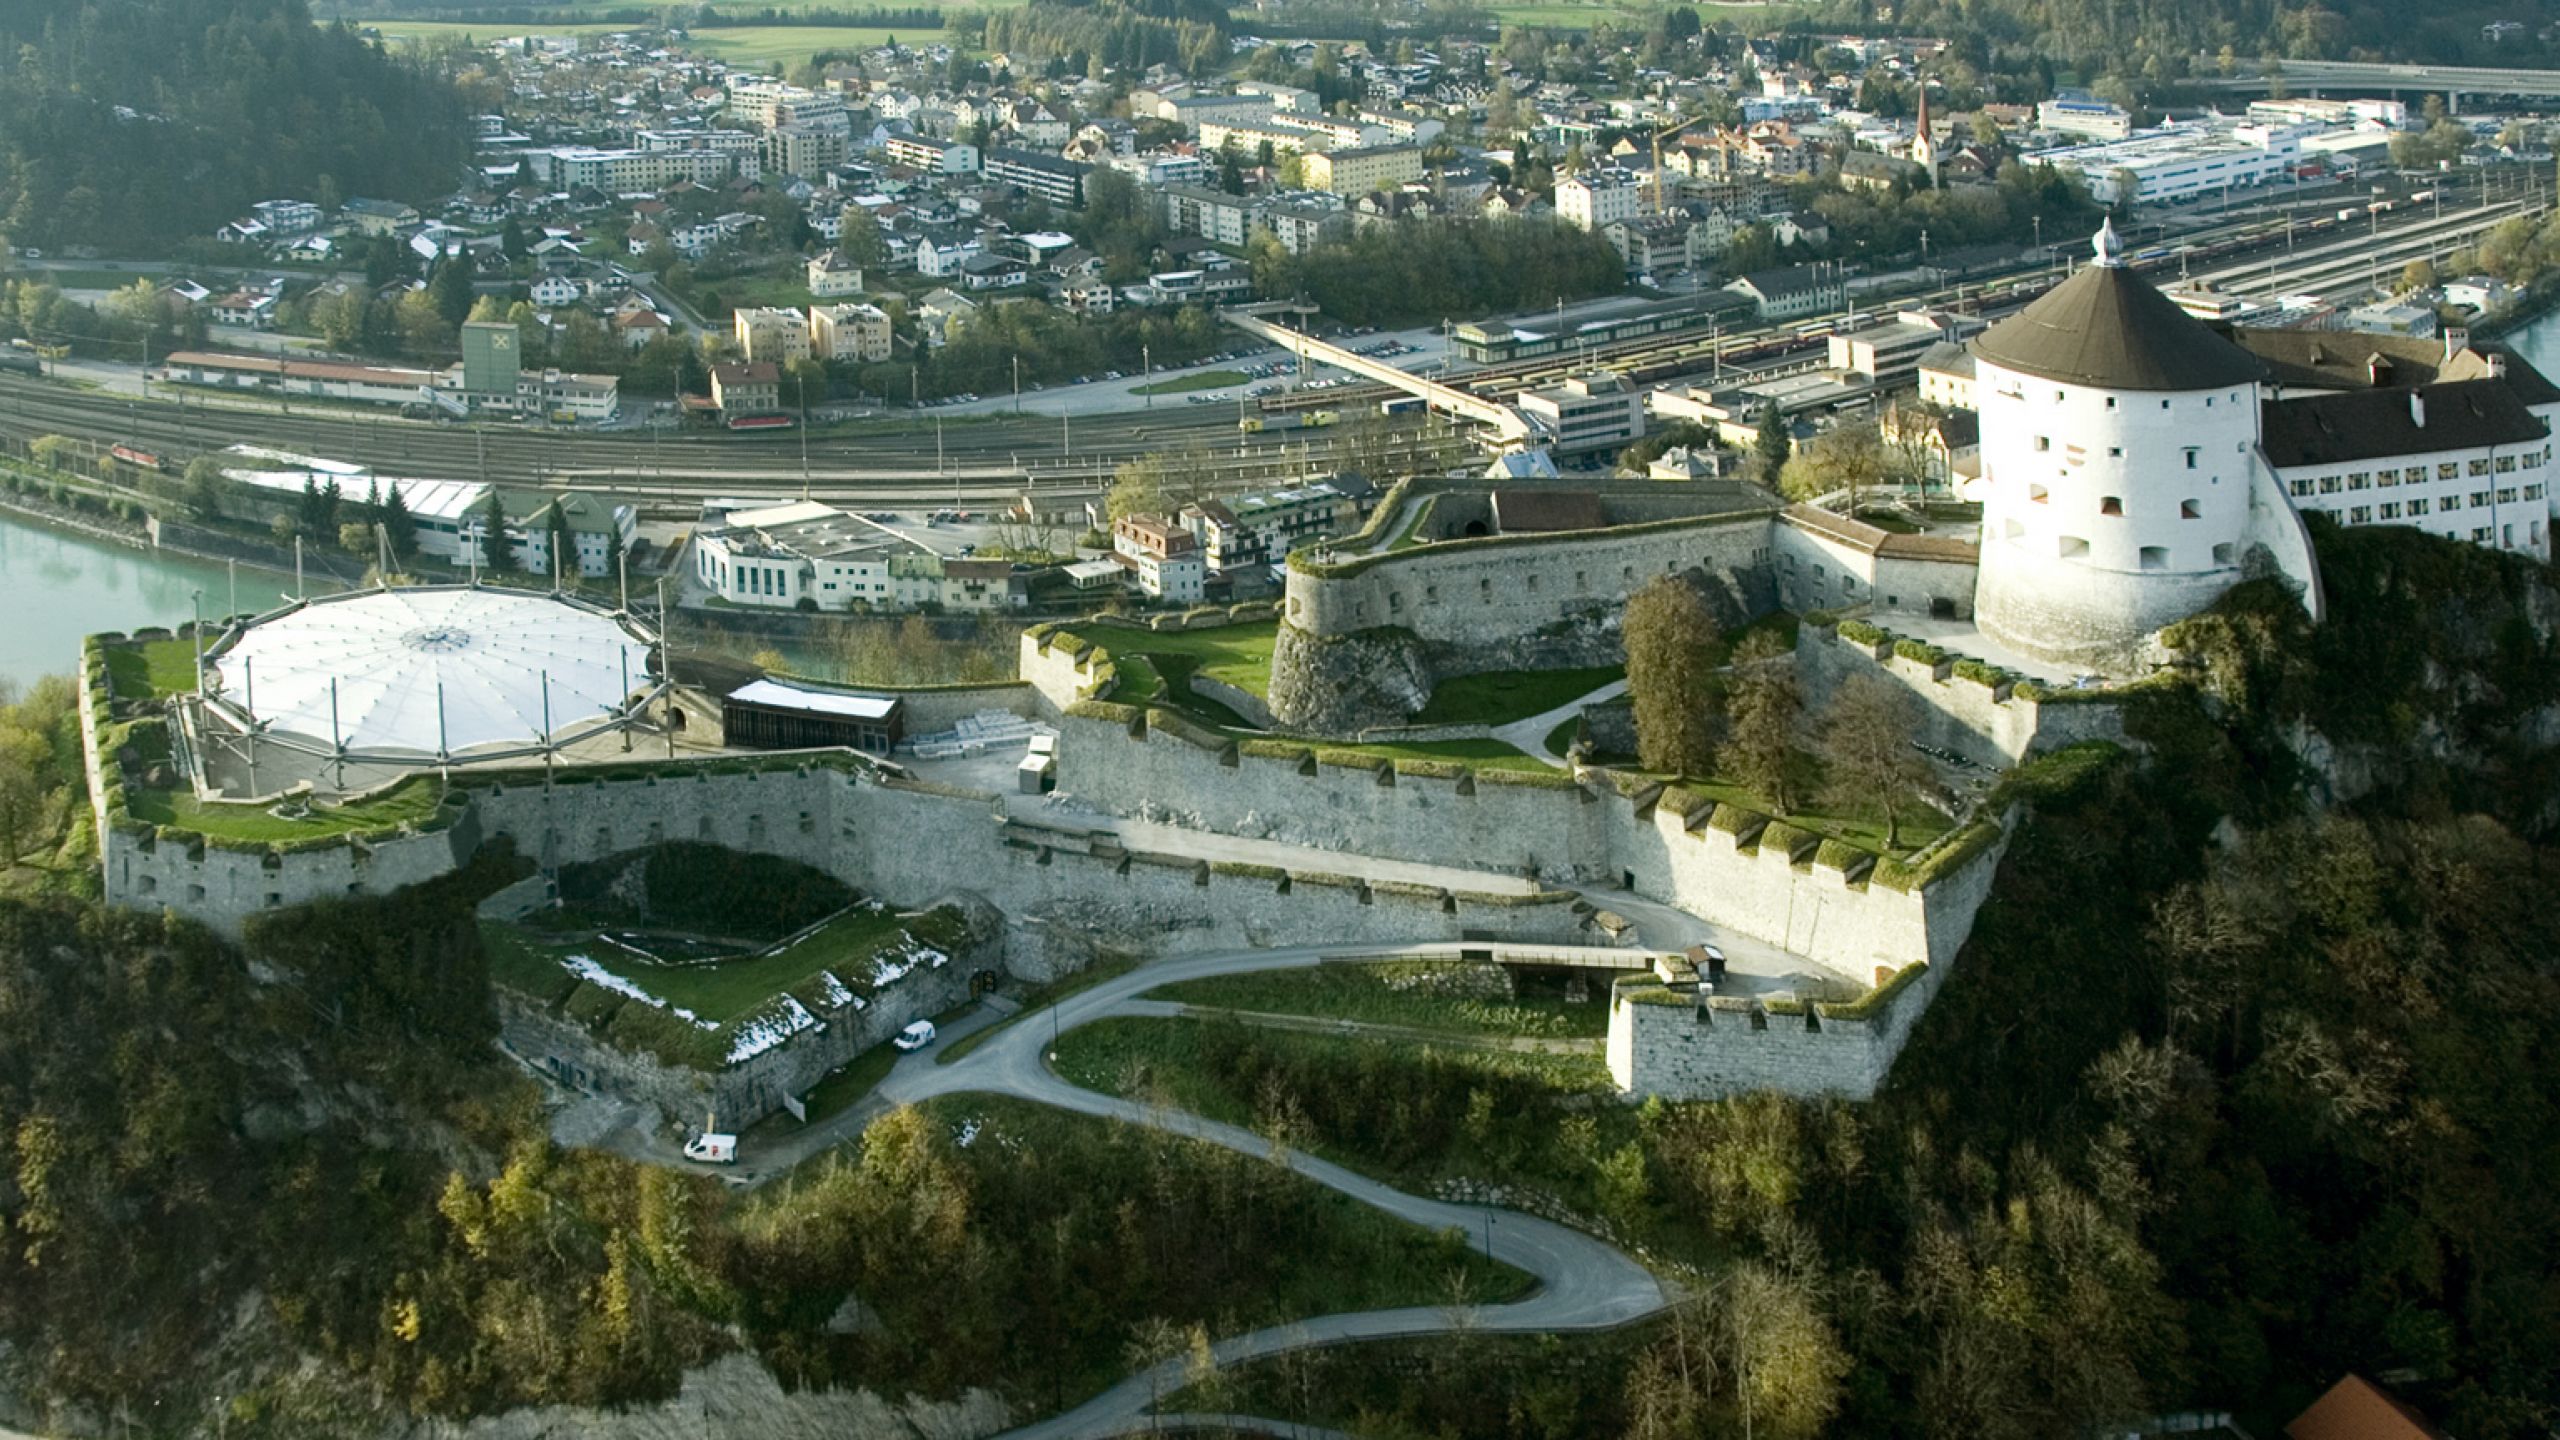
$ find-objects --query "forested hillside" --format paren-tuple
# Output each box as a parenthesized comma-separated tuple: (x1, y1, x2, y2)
(0, 0, 471, 251)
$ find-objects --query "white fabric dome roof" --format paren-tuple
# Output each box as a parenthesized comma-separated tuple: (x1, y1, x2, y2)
(211, 588, 652, 758)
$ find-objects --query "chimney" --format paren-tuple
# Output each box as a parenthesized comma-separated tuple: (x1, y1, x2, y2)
(2410, 391, 2427, 429)
(2444, 326, 2470, 362)
(2489, 351, 2508, 379)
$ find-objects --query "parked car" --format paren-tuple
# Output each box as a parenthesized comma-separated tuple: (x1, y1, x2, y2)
(893, 1019, 938, 1052)
(682, 1131, 738, 1164)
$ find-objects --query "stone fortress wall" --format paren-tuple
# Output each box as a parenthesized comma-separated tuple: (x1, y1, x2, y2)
(1267, 482, 1781, 731)
(1051, 707, 2005, 984)
(1792, 619, 2132, 767)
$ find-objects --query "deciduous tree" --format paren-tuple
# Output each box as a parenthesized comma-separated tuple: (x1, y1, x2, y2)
(1814, 674, 1931, 848)
(1623, 576, 1722, 777)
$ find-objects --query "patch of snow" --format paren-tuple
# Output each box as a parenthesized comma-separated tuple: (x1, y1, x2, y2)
(869, 935, 952, 989)
(561, 953, 712, 1029)
(816, 969, 865, 1010)
(953, 1117, 982, 1148)
(725, 995, 821, 1065)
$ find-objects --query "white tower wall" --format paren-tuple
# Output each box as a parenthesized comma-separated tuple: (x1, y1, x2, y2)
(1972, 359, 2262, 668)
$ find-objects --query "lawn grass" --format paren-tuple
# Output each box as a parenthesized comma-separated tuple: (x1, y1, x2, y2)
(1413, 665, 1622, 726)
(104, 638, 203, 700)
(1660, 762, 1952, 857)
(483, 904, 927, 1025)
(1131, 367, 1248, 396)
(636, 905, 909, 1022)
(1384, 494, 1439, 551)
(703, 271, 819, 314)
(1543, 716, 1580, 757)
(1318, 737, 1554, 772)
(1488, 0, 1788, 27)
(26, 267, 154, 293)
(1058, 1015, 1613, 1112)
(124, 773, 447, 842)
(1099, 618, 1278, 696)
(1150, 961, 1624, 1039)
(937, 951, 1145, 1064)
(1046, 1016, 1730, 1263)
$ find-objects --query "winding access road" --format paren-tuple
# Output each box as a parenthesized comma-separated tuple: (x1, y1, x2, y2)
(854, 941, 1672, 1440)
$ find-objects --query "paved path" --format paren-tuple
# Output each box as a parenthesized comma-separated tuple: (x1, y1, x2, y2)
(855, 942, 1669, 1440)
(1488, 679, 1628, 770)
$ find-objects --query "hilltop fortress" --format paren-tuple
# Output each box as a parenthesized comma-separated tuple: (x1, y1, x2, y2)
(78, 227, 2558, 1127)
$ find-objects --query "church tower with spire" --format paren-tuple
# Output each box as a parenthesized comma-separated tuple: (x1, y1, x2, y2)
(1912, 85, 1940, 187)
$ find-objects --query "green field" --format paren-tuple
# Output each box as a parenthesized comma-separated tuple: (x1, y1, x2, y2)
(1132, 368, 1248, 396)
(1412, 665, 1622, 726)
(359, 20, 947, 61)
(124, 772, 448, 843)
(1487, 0, 1791, 27)
(1151, 960, 1623, 1039)
(1098, 618, 1278, 698)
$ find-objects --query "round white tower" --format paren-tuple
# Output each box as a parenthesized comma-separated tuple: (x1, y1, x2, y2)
(1970, 220, 2270, 670)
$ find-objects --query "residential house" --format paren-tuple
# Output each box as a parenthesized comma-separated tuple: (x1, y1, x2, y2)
(341, 197, 421, 236)
(807, 248, 866, 297)
(809, 302, 892, 363)
(1112, 514, 1206, 601)
(733, 306, 812, 364)
(710, 361, 782, 417)
(1726, 264, 1844, 320)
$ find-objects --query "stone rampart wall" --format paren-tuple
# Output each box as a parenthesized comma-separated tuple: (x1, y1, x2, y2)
(1283, 510, 1777, 646)
(1053, 712, 1605, 878)
(1606, 983, 1897, 1099)
(1795, 623, 2129, 767)
(105, 824, 467, 936)
(1049, 713, 2010, 981)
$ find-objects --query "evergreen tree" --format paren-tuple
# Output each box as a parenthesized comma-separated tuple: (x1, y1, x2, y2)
(477, 489, 515, 574)
(316, 478, 342, 538)
(546, 502, 575, 587)
(429, 258, 476, 330)
(297, 475, 323, 536)
(1753, 401, 1792, 485)
(379, 482, 416, 562)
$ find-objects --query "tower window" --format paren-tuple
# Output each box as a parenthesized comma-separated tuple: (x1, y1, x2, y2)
(2180, 499, 2201, 519)
(2139, 546, 2168, 571)
(2034, 435, 2050, 452)
(2184, 449, 2199, 470)
(2029, 483, 2049, 503)
(2105, 397, 2118, 409)
(2058, 535, 2089, 559)
(2100, 496, 2123, 516)
(2211, 542, 2235, 565)
(2003, 519, 2024, 542)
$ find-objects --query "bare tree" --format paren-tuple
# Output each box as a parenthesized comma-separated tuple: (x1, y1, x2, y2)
(1813, 674, 1931, 848)
(1725, 636, 1804, 813)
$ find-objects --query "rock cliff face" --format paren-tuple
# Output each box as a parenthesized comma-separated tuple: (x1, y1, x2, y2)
(1266, 621, 1435, 733)
(405, 1354, 1011, 1440)
(1265, 609, 1636, 734)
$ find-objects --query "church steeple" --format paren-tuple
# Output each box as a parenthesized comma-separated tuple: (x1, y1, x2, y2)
(1913, 84, 1940, 187)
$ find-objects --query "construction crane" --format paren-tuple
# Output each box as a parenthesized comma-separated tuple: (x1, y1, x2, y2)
(1647, 116, 1696, 215)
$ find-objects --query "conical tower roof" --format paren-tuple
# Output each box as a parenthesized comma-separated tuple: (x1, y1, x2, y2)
(1971, 221, 2266, 391)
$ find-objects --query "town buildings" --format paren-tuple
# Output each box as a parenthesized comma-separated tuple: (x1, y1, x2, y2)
(1112, 514, 1207, 601)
